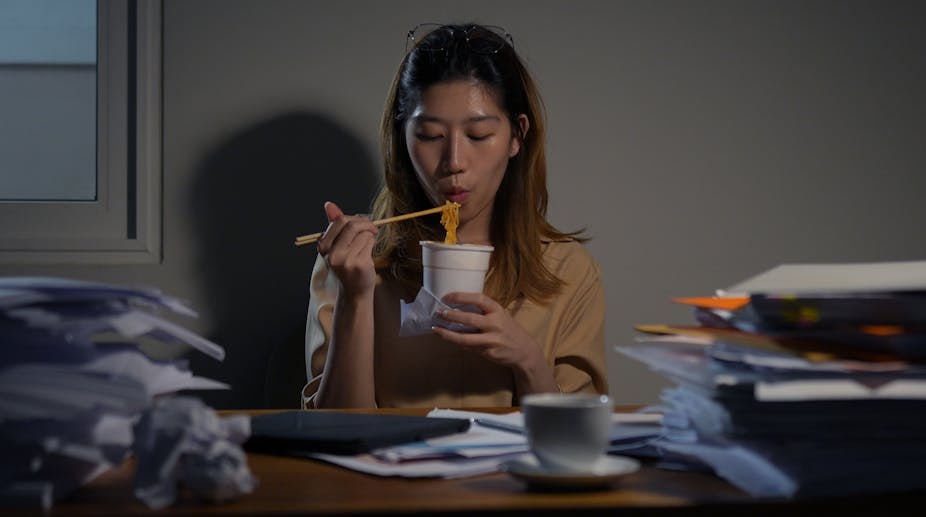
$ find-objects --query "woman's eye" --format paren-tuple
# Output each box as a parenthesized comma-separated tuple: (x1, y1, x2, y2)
(416, 133, 442, 142)
(469, 134, 492, 141)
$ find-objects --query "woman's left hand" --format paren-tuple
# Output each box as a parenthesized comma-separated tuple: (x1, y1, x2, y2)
(432, 292, 541, 370)
(433, 292, 559, 395)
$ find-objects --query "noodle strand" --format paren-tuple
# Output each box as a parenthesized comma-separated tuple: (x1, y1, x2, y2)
(440, 201, 461, 244)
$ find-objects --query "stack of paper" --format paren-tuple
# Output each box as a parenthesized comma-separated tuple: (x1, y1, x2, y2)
(0, 277, 228, 508)
(619, 260, 926, 498)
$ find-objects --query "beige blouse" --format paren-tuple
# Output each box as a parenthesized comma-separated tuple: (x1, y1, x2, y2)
(302, 239, 608, 408)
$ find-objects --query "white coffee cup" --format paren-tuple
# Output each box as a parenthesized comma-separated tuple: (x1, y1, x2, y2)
(522, 393, 612, 473)
(420, 241, 494, 300)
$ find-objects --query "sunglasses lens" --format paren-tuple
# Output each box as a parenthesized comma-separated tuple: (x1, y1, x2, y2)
(466, 26, 509, 54)
(407, 24, 449, 53)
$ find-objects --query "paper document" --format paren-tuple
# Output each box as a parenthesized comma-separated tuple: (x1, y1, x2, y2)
(305, 410, 526, 478)
(308, 453, 508, 479)
(720, 259, 926, 296)
(304, 408, 663, 479)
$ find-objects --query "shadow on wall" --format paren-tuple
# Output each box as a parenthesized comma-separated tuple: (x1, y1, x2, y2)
(188, 111, 378, 409)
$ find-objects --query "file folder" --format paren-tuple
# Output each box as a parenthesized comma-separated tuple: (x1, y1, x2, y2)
(245, 410, 471, 455)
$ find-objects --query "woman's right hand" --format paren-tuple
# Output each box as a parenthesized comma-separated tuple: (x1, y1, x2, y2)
(317, 201, 378, 298)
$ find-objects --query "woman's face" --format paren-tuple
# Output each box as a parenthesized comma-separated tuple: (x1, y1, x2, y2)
(405, 80, 526, 242)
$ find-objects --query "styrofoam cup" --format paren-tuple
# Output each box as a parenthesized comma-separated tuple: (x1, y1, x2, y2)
(420, 240, 494, 300)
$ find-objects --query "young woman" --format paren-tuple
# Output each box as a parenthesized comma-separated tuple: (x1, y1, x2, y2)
(303, 23, 607, 408)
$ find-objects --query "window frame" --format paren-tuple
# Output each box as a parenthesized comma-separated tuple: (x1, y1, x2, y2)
(0, 0, 162, 265)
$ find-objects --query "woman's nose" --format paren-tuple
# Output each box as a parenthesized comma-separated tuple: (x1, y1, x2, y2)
(443, 132, 466, 174)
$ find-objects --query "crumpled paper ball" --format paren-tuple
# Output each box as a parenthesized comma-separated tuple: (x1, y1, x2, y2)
(131, 396, 256, 509)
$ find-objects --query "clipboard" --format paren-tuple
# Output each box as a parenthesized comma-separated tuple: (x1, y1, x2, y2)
(245, 410, 471, 455)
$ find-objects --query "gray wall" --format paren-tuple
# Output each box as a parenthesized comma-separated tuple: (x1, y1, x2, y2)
(3, 0, 926, 408)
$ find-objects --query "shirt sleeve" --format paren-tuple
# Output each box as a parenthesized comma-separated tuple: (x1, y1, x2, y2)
(550, 247, 609, 395)
(301, 253, 338, 408)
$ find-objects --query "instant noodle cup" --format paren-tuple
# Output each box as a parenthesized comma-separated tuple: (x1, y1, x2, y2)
(420, 241, 494, 299)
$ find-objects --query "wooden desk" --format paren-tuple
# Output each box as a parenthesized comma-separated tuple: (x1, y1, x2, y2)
(40, 408, 926, 516)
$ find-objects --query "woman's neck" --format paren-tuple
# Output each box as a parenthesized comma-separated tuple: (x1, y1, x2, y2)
(454, 205, 493, 245)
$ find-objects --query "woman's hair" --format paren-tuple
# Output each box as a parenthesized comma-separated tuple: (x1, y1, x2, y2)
(372, 23, 586, 306)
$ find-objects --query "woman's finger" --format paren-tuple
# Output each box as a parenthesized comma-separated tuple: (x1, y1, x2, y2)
(441, 292, 498, 312)
(324, 201, 344, 221)
(342, 227, 377, 266)
(324, 217, 377, 265)
(316, 219, 344, 256)
(431, 325, 487, 348)
(437, 307, 486, 329)
(317, 201, 346, 253)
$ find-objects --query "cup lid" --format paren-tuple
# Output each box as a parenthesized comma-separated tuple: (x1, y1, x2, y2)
(419, 240, 494, 252)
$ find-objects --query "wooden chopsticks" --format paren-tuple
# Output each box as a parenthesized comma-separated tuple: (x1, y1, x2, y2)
(294, 204, 448, 246)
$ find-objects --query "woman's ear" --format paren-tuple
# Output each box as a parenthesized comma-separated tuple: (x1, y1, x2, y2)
(509, 114, 530, 158)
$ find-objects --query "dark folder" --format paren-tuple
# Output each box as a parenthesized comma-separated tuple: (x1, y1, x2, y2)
(245, 410, 471, 455)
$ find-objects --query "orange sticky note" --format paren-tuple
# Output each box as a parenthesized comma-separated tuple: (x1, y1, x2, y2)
(672, 297, 750, 311)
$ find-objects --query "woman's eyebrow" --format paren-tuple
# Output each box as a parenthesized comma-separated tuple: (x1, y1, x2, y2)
(412, 114, 502, 124)
(466, 115, 501, 123)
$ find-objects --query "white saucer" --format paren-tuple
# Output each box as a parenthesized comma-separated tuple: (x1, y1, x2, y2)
(501, 454, 640, 490)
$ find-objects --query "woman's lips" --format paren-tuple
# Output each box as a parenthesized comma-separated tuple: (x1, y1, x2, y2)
(444, 190, 469, 204)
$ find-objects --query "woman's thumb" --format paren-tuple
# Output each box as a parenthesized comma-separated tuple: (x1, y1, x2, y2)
(324, 201, 343, 222)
